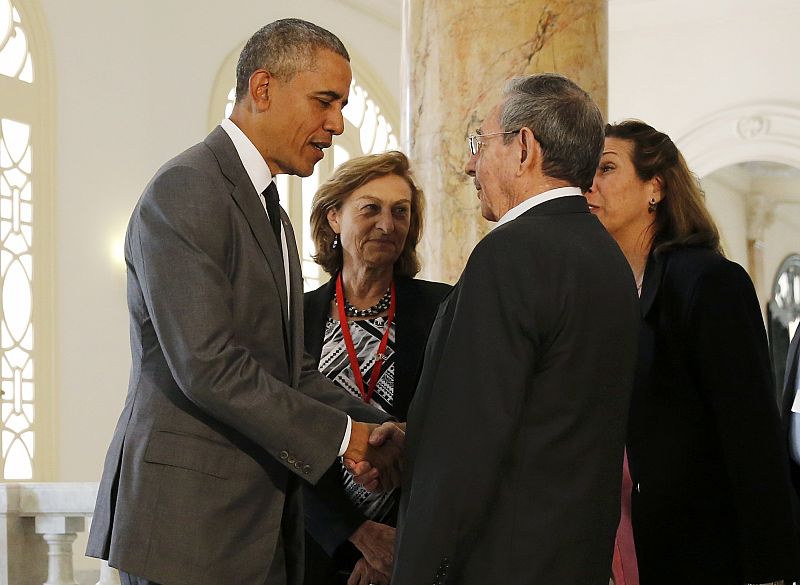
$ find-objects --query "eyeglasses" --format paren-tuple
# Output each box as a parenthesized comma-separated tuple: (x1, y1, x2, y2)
(467, 130, 520, 156)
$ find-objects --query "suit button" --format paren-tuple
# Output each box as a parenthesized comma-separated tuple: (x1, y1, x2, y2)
(287, 456, 296, 464)
(636, 482, 641, 493)
(279, 450, 289, 460)
(303, 465, 311, 474)
(293, 461, 301, 469)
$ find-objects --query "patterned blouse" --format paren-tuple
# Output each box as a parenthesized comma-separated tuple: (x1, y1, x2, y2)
(318, 315, 398, 521)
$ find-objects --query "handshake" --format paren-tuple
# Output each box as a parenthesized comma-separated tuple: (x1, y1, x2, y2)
(342, 421, 405, 492)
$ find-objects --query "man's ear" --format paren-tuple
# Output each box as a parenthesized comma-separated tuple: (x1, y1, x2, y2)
(249, 70, 272, 111)
(518, 127, 539, 174)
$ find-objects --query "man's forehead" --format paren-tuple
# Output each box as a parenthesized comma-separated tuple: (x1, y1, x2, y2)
(479, 104, 503, 131)
(290, 58, 351, 96)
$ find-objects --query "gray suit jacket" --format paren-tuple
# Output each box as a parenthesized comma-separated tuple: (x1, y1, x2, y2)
(86, 126, 387, 585)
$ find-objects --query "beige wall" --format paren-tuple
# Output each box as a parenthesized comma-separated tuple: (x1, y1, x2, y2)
(608, 0, 800, 136)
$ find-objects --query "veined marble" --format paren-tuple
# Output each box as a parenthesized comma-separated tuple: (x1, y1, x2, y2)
(403, 0, 608, 283)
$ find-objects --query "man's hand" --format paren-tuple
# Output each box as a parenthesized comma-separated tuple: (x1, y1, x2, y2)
(347, 556, 390, 585)
(348, 520, 395, 576)
(343, 422, 405, 492)
(342, 422, 382, 491)
(342, 422, 377, 462)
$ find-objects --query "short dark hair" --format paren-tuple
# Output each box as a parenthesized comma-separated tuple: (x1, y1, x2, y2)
(605, 120, 721, 256)
(499, 73, 604, 191)
(235, 18, 350, 102)
(310, 151, 425, 277)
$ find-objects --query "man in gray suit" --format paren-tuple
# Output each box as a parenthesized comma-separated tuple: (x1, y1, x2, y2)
(87, 19, 400, 585)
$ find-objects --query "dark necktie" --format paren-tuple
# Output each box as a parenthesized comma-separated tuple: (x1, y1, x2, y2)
(263, 182, 290, 359)
(263, 182, 283, 247)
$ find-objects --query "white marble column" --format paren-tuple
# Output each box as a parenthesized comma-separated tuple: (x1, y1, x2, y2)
(747, 193, 776, 295)
(0, 482, 102, 585)
(0, 483, 48, 585)
(95, 561, 121, 585)
(35, 516, 84, 585)
(403, 0, 608, 282)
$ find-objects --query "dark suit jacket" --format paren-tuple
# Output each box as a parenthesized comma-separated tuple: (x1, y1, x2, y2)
(782, 329, 800, 520)
(629, 247, 800, 584)
(301, 275, 451, 555)
(392, 196, 641, 585)
(86, 127, 387, 585)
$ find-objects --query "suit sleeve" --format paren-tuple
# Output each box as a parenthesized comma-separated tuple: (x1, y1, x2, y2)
(686, 260, 800, 579)
(303, 465, 368, 555)
(132, 165, 356, 483)
(396, 234, 540, 574)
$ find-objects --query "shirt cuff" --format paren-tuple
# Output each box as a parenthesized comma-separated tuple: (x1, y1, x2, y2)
(338, 415, 352, 456)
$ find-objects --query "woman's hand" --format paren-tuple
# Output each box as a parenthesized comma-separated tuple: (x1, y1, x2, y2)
(347, 556, 390, 585)
(348, 520, 396, 576)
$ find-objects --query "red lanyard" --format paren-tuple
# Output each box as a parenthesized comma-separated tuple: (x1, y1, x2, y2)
(335, 273, 396, 403)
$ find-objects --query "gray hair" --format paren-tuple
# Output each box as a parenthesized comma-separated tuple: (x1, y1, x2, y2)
(499, 73, 604, 191)
(235, 18, 350, 102)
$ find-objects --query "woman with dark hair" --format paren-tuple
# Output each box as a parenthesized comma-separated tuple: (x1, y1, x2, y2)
(301, 150, 450, 585)
(588, 120, 800, 584)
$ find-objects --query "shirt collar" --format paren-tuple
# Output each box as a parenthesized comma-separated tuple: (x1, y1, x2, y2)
(220, 118, 273, 194)
(495, 186, 583, 227)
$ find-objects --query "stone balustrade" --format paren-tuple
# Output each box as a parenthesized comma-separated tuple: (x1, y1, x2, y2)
(0, 482, 119, 585)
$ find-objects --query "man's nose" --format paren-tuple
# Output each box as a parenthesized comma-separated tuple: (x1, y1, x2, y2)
(465, 153, 477, 176)
(326, 108, 345, 136)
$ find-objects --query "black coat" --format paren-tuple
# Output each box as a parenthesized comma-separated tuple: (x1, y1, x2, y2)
(393, 197, 641, 585)
(629, 246, 800, 584)
(301, 274, 451, 580)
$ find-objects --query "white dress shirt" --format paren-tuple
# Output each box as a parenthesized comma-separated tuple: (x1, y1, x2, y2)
(220, 118, 352, 455)
(495, 186, 584, 227)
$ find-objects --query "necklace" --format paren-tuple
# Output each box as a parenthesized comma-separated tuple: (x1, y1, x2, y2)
(336, 283, 392, 318)
(335, 273, 396, 403)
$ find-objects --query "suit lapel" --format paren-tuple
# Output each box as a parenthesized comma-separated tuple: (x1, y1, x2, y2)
(393, 277, 422, 421)
(783, 331, 800, 400)
(283, 207, 304, 386)
(640, 252, 665, 318)
(204, 126, 290, 326)
(304, 277, 337, 361)
(782, 331, 800, 429)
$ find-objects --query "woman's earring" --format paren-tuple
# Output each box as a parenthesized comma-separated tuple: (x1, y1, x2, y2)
(648, 198, 657, 213)
(332, 234, 340, 249)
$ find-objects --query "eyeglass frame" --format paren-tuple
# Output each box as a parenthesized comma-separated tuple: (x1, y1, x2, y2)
(467, 129, 521, 156)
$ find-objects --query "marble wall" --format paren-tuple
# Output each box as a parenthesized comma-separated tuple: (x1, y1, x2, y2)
(404, 0, 607, 283)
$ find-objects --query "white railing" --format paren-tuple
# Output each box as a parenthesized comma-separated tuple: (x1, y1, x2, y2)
(0, 482, 119, 585)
